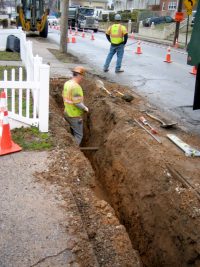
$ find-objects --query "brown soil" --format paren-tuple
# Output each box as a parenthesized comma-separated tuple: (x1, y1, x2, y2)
(39, 74, 200, 267)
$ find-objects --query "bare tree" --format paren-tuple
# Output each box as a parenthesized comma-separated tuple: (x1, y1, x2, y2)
(59, 0, 69, 53)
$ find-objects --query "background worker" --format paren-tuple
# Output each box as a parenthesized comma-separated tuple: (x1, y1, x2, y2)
(103, 14, 128, 73)
(62, 66, 89, 145)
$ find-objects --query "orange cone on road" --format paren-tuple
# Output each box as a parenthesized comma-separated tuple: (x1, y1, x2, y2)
(135, 41, 142, 54)
(69, 26, 72, 34)
(91, 31, 95, 41)
(190, 66, 197, 75)
(82, 29, 85, 38)
(130, 32, 134, 39)
(0, 91, 22, 156)
(174, 38, 179, 48)
(164, 46, 172, 63)
(72, 36, 76, 43)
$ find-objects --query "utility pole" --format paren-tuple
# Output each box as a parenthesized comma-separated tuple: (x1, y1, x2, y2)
(173, 0, 184, 45)
(59, 0, 69, 53)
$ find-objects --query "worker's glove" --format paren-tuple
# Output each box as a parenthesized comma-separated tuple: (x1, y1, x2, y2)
(84, 106, 89, 113)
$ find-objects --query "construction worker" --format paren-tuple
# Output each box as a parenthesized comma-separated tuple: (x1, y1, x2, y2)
(103, 14, 128, 73)
(62, 66, 89, 145)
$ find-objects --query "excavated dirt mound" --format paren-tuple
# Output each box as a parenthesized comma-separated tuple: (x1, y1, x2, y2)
(42, 75, 200, 267)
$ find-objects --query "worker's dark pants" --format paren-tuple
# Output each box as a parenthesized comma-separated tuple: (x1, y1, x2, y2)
(193, 64, 200, 110)
(64, 116, 83, 145)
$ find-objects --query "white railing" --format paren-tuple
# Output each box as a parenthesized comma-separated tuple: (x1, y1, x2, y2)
(0, 28, 50, 132)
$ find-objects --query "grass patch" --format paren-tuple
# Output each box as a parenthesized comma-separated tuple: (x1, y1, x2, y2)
(0, 66, 30, 116)
(48, 48, 80, 63)
(6, 89, 34, 117)
(0, 51, 21, 61)
(0, 65, 26, 80)
(12, 126, 53, 151)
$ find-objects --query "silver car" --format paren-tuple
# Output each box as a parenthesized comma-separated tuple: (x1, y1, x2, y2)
(47, 15, 58, 26)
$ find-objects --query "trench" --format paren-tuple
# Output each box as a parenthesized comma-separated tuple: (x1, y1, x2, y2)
(50, 76, 200, 267)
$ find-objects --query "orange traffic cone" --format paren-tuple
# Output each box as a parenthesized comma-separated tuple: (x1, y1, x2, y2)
(135, 41, 142, 54)
(164, 46, 172, 63)
(75, 27, 78, 35)
(0, 92, 22, 156)
(174, 38, 179, 48)
(190, 66, 197, 75)
(91, 31, 95, 41)
(69, 26, 72, 34)
(130, 32, 134, 39)
(82, 29, 85, 38)
(0, 90, 6, 112)
(72, 36, 76, 43)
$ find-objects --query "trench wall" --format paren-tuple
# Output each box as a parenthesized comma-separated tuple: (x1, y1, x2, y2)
(83, 80, 200, 267)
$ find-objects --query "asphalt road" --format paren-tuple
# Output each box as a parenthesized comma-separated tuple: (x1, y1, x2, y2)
(48, 29, 200, 135)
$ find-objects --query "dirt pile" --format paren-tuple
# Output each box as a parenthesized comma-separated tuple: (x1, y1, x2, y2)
(41, 76, 200, 267)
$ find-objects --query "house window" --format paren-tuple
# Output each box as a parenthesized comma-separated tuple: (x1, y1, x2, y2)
(168, 1, 177, 10)
(162, 2, 165, 10)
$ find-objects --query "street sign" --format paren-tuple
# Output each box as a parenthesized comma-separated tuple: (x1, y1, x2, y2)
(184, 0, 196, 15)
(175, 12, 184, 21)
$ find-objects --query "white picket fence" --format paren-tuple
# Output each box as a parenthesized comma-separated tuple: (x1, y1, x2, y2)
(0, 28, 50, 132)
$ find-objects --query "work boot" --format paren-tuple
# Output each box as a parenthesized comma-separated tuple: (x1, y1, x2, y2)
(103, 69, 109, 72)
(115, 69, 124, 73)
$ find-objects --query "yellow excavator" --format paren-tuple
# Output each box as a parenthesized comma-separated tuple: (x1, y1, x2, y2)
(16, 0, 49, 37)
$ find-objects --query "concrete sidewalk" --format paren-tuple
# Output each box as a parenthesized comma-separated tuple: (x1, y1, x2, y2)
(30, 38, 73, 78)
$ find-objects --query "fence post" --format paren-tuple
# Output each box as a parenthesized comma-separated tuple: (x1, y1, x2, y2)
(19, 28, 25, 62)
(128, 20, 132, 33)
(34, 55, 42, 81)
(38, 64, 50, 132)
(26, 41, 33, 80)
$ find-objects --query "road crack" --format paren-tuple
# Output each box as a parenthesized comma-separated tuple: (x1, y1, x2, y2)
(30, 247, 70, 266)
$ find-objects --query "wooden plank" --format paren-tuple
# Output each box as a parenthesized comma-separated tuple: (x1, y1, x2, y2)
(167, 164, 200, 201)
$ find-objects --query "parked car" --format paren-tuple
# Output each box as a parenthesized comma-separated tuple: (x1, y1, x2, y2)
(191, 10, 196, 27)
(164, 16, 175, 23)
(47, 15, 58, 26)
(142, 16, 174, 27)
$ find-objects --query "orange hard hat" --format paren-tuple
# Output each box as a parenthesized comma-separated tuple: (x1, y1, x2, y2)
(72, 66, 86, 76)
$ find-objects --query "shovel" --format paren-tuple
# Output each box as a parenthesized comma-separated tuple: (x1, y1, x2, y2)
(114, 90, 134, 102)
(95, 79, 134, 102)
(95, 79, 113, 97)
(145, 112, 177, 129)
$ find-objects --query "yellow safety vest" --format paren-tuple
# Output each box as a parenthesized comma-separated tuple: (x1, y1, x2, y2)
(62, 80, 84, 117)
(106, 24, 127, 45)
